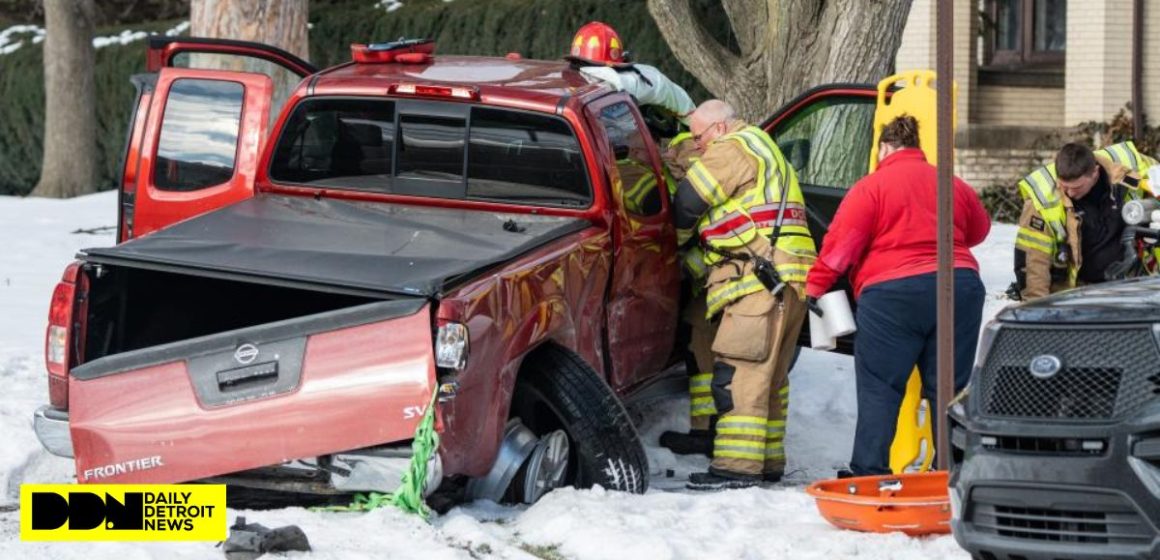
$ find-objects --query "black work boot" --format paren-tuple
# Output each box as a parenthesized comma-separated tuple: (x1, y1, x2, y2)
(762, 469, 784, 483)
(686, 466, 761, 490)
(659, 429, 714, 457)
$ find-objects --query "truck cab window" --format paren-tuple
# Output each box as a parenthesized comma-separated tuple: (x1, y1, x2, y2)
(597, 102, 663, 217)
(270, 98, 589, 207)
(467, 107, 588, 206)
(269, 99, 396, 188)
(397, 114, 466, 181)
(153, 79, 244, 192)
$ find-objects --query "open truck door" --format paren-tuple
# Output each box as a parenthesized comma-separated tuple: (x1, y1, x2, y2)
(763, 84, 879, 354)
(118, 38, 317, 241)
(765, 74, 956, 474)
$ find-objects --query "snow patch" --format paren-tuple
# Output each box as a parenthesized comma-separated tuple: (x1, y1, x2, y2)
(0, 25, 43, 55)
(164, 21, 191, 37)
(92, 29, 149, 49)
(0, 21, 190, 56)
(376, 0, 405, 12)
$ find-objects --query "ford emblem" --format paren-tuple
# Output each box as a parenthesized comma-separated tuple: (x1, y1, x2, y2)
(234, 343, 259, 365)
(1029, 355, 1062, 379)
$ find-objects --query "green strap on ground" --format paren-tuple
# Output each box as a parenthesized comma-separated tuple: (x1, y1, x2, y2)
(315, 387, 441, 520)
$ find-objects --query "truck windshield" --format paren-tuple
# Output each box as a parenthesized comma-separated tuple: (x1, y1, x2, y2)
(269, 98, 590, 207)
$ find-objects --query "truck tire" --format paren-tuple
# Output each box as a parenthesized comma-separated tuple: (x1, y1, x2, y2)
(511, 346, 649, 497)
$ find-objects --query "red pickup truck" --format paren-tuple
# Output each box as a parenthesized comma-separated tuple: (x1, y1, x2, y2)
(34, 37, 880, 504)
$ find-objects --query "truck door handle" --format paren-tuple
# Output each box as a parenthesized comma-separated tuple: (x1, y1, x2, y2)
(216, 361, 279, 392)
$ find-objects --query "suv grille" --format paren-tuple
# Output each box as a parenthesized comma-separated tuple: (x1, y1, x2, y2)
(969, 487, 1153, 546)
(978, 326, 1160, 421)
(977, 505, 1148, 544)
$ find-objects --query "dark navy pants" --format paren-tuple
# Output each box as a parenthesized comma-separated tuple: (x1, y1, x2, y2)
(850, 269, 985, 476)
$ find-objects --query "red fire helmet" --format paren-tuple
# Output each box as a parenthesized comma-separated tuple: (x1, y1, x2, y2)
(568, 21, 626, 66)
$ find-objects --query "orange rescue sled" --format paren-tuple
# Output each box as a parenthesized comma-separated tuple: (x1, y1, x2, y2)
(805, 471, 951, 536)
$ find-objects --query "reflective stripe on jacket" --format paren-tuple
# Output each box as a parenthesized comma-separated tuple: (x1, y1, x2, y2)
(681, 125, 816, 316)
(1015, 142, 1155, 298)
(662, 132, 709, 282)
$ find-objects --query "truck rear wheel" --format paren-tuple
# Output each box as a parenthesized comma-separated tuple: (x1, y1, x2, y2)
(510, 346, 649, 498)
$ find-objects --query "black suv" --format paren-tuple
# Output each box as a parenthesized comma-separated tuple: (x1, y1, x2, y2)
(949, 277, 1160, 560)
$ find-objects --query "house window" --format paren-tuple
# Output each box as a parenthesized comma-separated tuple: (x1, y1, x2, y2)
(985, 0, 1066, 68)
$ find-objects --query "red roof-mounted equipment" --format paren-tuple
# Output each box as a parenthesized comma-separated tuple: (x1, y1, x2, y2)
(351, 38, 435, 64)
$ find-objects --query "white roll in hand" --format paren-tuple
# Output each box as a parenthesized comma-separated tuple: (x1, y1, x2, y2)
(809, 310, 837, 351)
(818, 291, 857, 337)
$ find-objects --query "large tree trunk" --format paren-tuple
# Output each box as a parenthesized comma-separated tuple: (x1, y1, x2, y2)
(648, 0, 912, 122)
(32, 0, 98, 199)
(190, 0, 308, 117)
(191, 0, 309, 61)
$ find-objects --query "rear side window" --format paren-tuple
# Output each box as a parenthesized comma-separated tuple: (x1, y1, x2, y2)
(268, 99, 590, 207)
(597, 102, 663, 216)
(154, 79, 244, 192)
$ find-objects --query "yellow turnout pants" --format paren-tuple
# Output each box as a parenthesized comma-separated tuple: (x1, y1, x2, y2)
(709, 286, 805, 475)
(685, 293, 719, 430)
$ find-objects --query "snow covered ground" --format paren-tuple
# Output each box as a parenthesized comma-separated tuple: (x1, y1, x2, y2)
(0, 190, 1018, 559)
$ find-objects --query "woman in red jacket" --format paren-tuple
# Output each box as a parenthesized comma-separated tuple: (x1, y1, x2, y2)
(805, 115, 990, 476)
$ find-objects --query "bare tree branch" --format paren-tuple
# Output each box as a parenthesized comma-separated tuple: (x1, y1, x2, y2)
(721, 0, 767, 56)
(649, 0, 912, 122)
(647, 0, 740, 101)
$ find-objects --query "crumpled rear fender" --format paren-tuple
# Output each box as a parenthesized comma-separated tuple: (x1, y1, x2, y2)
(436, 227, 611, 477)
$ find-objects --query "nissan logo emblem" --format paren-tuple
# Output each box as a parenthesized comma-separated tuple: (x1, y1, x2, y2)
(234, 343, 259, 365)
(1029, 355, 1062, 379)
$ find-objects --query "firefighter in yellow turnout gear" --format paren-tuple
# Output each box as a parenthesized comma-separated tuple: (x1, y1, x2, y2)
(673, 100, 815, 490)
(1014, 141, 1158, 300)
(659, 132, 719, 456)
(658, 132, 796, 461)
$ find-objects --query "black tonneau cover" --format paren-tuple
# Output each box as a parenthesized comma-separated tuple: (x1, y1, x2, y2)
(83, 195, 590, 297)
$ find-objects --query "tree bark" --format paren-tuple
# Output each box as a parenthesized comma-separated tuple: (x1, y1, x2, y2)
(190, 0, 309, 61)
(648, 0, 913, 122)
(190, 0, 308, 122)
(32, 0, 98, 199)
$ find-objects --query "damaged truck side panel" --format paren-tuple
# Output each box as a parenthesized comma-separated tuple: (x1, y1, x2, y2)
(436, 228, 612, 477)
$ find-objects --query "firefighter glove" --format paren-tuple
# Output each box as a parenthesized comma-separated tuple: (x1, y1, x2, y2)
(806, 296, 824, 317)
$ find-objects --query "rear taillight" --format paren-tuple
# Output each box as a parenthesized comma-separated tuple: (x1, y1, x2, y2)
(45, 263, 81, 408)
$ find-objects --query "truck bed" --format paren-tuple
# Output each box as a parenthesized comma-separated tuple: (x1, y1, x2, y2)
(61, 194, 592, 485)
(83, 194, 591, 298)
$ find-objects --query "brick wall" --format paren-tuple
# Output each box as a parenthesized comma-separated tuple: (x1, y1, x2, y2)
(895, 0, 934, 74)
(1065, 0, 1133, 124)
(895, 1, 1160, 146)
(1142, 0, 1160, 123)
(892, 0, 975, 126)
(954, 148, 1054, 189)
(975, 85, 1065, 127)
